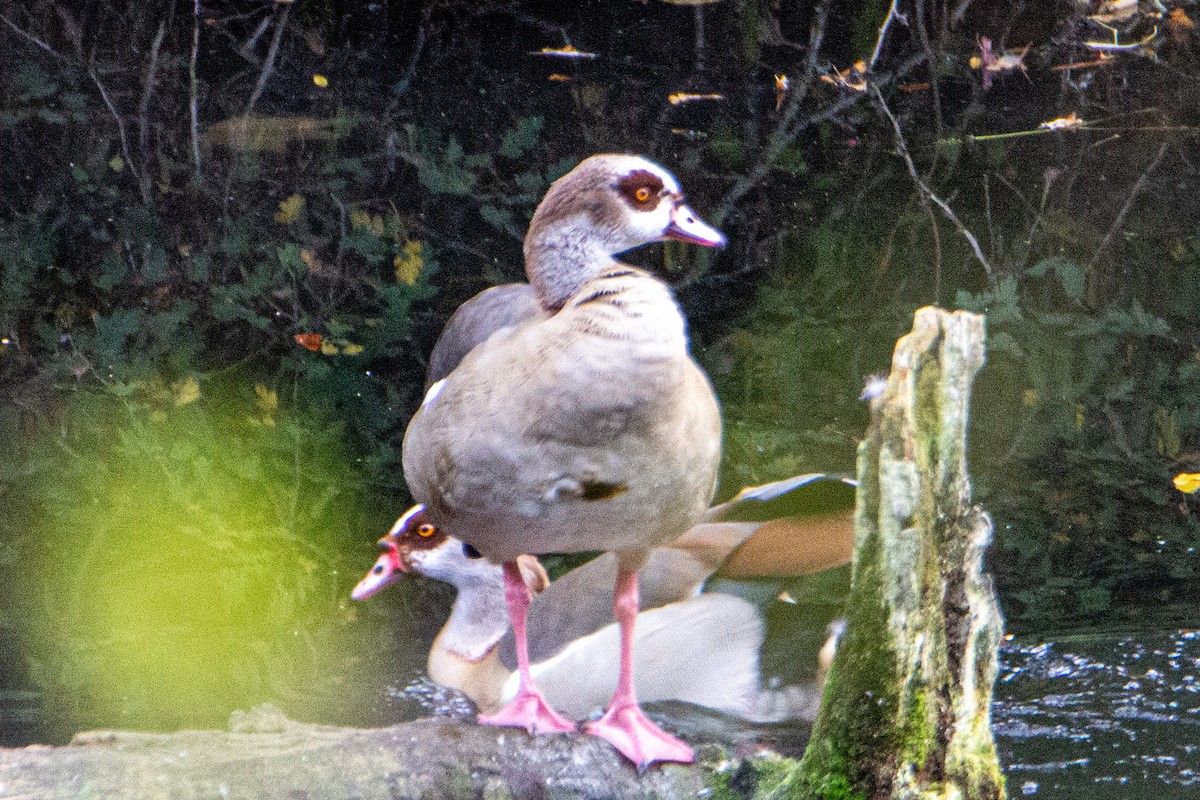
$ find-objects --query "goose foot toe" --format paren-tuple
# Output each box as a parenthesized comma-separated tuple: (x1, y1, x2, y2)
(478, 688, 575, 735)
(583, 702, 694, 771)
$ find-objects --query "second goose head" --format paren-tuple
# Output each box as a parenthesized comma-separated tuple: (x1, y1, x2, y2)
(524, 154, 725, 310)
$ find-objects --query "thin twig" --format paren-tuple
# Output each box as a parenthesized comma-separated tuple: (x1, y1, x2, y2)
(90, 65, 145, 202)
(913, 0, 945, 140)
(713, 0, 832, 225)
(873, 84, 993, 277)
(1087, 141, 1169, 272)
(190, 0, 203, 180)
(138, 11, 171, 203)
(869, 0, 904, 69)
(247, 6, 290, 113)
(0, 13, 68, 61)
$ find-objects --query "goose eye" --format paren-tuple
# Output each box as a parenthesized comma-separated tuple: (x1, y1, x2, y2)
(634, 186, 652, 203)
(417, 524, 436, 537)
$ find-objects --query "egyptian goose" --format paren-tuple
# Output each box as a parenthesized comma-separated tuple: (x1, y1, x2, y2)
(402, 154, 725, 768)
(350, 507, 785, 721)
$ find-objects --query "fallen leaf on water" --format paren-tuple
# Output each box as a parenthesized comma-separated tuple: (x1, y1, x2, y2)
(1173, 473, 1200, 494)
(529, 44, 597, 59)
(667, 92, 725, 105)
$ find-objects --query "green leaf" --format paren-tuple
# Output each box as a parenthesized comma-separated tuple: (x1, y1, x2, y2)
(499, 116, 544, 159)
(1028, 256, 1086, 304)
(97, 253, 127, 291)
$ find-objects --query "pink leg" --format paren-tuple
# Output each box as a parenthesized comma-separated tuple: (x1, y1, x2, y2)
(582, 568, 695, 770)
(477, 561, 574, 734)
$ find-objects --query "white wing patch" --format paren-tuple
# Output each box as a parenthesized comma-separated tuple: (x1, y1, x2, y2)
(421, 379, 446, 409)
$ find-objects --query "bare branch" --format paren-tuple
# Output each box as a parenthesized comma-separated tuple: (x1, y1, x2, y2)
(713, 0, 832, 225)
(247, 6, 291, 113)
(872, 85, 993, 278)
(0, 13, 68, 61)
(190, 0, 203, 180)
(89, 65, 146, 204)
(869, 0, 905, 69)
(1087, 142, 1169, 273)
(139, 9, 172, 203)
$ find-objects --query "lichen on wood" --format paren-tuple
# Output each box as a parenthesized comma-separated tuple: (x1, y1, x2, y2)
(781, 306, 1005, 800)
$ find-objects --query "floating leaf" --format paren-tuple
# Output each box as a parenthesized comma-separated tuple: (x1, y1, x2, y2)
(274, 194, 306, 224)
(1173, 473, 1200, 494)
(312, 73, 329, 88)
(108, 155, 125, 172)
(394, 240, 424, 285)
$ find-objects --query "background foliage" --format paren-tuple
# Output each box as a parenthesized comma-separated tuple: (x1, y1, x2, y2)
(1, 0, 1199, 740)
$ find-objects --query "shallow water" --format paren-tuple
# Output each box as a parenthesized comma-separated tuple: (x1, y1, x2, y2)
(6, 629, 1200, 797)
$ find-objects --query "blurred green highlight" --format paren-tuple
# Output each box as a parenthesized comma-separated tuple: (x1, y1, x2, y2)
(0, 376, 421, 740)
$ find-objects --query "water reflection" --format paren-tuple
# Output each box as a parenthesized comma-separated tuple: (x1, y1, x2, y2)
(995, 630, 1200, 798)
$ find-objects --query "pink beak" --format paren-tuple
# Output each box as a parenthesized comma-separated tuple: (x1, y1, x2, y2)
(664, 203, 726, 248)
(350, 544, 405, 600)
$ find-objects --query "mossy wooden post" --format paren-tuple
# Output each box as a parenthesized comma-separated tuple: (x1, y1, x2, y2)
(790, 307, 1005, 800)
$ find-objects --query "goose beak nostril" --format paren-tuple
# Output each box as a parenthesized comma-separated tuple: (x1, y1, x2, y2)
(664, 203, 726, 248)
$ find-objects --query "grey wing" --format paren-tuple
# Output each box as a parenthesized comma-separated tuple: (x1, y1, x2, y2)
(426, 283, 544, 389)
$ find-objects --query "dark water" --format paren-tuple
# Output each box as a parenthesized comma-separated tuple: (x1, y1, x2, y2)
(994, 630, 1200, 798)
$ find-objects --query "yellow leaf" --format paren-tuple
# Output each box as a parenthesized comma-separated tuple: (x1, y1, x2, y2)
(1173, 472, 1200, 494)
(108, 154, 125, 172)
(350, 209, 373, 231)
(320, 341, 339, 355)
(254, 381, 277, 424)
(1022, 389, 1038, 407)
(300, 248, 323, 274)
(274, 194, 306, 224)
(173, 376, 201, 406)
(341, 342, 364, 356)
(312, 73, 329, 88)
(394, 240, 424, 285)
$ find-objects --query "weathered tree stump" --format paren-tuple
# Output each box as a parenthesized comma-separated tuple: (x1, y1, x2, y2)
(785, 306, 1005, 799)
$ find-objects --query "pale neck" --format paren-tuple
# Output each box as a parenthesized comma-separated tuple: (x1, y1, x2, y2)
(438, 575, 511, 662)
(524, 217, 621, 311)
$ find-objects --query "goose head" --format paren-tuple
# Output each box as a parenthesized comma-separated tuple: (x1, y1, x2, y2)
(350, 504, 510, 600)
(525, 154, 726, 310)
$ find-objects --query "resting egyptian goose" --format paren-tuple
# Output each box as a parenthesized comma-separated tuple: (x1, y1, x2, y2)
(402, 154, 725, 768)
(352, 507, 804, 721)
(352, 476, 854, 722)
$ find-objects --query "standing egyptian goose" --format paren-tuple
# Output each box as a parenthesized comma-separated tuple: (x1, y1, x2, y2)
(402, 154, 725, 768)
